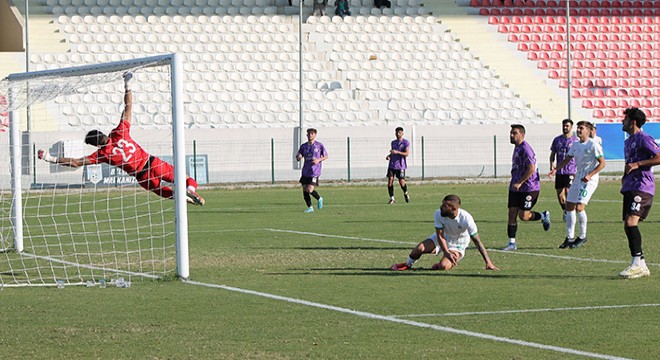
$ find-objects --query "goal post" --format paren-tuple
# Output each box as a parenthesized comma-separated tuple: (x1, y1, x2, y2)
(1, 53, 190, 287)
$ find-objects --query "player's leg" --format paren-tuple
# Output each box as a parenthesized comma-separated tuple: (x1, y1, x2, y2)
(150, 157, 204, 205)
(398, 171, 409, 203)
(560, 201, 577, 248)
(517, 191, 550, 230)
(555, 175, 567, 217)
(303, 184, 313, 212)
(571, 181, 597, 248)
(432, 250, 463, 271)
(386, 169, 395, 204)
(391, 238, 436, 270)
(620, 191, 652, 278)
(306, 177, 322, 209)
(503, 191, 520, 250)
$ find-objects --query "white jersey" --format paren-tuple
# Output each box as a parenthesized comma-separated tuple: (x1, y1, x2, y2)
(429, 208, 478, 255)
(568, 138, 604, 182)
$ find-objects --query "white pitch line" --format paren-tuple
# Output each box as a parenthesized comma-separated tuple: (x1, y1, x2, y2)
(260, 228, 659, 267)
(263, 228, 418, 246)
(184, 280, 631, 360)
(391, 303, 660, 318)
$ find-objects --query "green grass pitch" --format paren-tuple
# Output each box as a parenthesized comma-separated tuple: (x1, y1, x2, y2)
(1, 180, 658, 359)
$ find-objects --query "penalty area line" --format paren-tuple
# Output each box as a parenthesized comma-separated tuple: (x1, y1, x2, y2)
(391, 303, 660, 318)
(184, 280, 631, 360)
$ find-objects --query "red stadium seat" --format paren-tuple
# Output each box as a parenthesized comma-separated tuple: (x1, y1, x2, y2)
(592, 109, 604, 118)
(479, 8, 490, 15)
(604, 109, 617, 118)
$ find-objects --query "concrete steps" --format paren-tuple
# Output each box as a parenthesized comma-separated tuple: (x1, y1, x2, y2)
(424, 0, 589, 123)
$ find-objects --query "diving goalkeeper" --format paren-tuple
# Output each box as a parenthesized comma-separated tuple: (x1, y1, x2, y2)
(38, 72, 205, 206)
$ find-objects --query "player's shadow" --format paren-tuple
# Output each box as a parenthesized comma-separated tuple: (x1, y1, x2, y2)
(261, 246, 409, 251)
(273, 268, 608, 279)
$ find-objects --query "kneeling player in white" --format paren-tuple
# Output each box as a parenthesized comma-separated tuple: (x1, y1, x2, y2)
(391, 194, 499, 271)
(549, 121, 605, 249)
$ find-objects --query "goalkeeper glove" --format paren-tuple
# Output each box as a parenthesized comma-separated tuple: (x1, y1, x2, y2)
(123, 72, 132, 91)
(38, 149, 57, 163)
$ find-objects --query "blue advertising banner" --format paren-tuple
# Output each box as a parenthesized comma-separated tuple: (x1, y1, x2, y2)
(597, 123, 660, 161)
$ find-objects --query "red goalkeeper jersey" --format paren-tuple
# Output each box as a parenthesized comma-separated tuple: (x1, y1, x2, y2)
(86, 119, 150, 176)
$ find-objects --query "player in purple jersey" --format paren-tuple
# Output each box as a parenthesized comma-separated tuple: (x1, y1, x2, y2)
(619, 107, 660, 279)
(385, 127, 411, 204)
(549, 119, 578, 221)
(502, 124, 551, 251)
(296, 128, 328, 213)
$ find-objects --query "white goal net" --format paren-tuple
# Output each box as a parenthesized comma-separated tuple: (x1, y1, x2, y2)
(0, 54, 190, 288)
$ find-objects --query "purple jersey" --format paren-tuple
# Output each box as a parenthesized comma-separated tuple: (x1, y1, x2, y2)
(388, 138, 410, 170)
(621, 131, 660, 195)
(550, 134, 578, 175)
(510, 141, 540, 192)
(298, 141, 327, 178)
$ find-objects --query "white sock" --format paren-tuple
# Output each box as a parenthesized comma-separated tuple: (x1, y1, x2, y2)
(640, 258, 647, 268)
(187, 185, 196, 192)
(566, 210, 577, 239)
(632, 256, 641, 267)
(508, 238, 516, 244)
(577, 210, 587, 238)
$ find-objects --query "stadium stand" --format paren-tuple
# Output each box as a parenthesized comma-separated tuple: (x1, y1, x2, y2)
(2, 0, 547, 129)
(470, 0, 660, 122)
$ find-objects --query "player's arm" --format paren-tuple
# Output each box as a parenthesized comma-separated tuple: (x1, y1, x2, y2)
(549, 155, 573, 177)
(391, 146, 409, 157)
(583, 156, 606, 182)
(37, 150, 92, 168)
(470, 233, 499, 271)
(549, 150, 556, 171)
(513, 162, 536, 190)
(312, 148, 328, 164)
(435, 228, 457, 265)
(120, 72, 133, 126)
(625, 152, 660, 174)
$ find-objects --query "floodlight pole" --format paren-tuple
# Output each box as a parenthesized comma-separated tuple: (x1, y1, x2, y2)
(565, 0, 572, 120)
(298, 0, 304, 164)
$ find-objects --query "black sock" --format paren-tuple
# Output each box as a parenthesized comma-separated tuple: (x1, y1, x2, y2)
(531, 211, 542, 221)
(560, 203, 566, 211)
(303, 192, 312, 207)
(388, 185, 394, 197)
(625, 225, 643, 257)
(507, 224, 517, 238)
(401, 184, 408, 193)
(310, 190, 320, 200)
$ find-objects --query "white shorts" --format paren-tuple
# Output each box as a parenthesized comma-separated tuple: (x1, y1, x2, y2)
(428, 233, 466, 259)
(566, 178, 598, 205)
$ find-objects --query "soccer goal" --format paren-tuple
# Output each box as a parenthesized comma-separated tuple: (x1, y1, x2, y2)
(0, 54, 190, 288)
